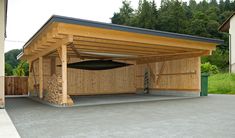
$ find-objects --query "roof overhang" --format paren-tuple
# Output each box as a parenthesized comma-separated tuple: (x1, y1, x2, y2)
(218, 12, 235, 32)
(17, 15, 223, 64)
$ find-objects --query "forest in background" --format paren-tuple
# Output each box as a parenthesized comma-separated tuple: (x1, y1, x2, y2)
(111, 0, 234, 72)
(5, 0, 235, 76)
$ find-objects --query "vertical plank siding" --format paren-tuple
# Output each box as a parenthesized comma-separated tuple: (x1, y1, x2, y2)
(135, 57, 200, 91)
(28, 57, 200, 96)
(5, 77, 28, 95)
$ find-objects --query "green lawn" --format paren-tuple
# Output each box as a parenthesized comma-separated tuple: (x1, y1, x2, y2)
(208, 73, 235, 94)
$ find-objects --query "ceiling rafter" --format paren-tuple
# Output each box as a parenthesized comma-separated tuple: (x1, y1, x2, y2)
(73, 40, 182, 54)
(73, 36, 197, 52)
(136, 50, 210, 64)
(57, 23, 216, 50)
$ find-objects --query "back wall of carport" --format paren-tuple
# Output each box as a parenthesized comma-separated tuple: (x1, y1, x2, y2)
(28, 56, 200, 96)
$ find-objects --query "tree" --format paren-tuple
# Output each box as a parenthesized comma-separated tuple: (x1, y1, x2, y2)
(224, 0, 231, 10)
(5, 63, 13, 76)
(134, 0, 158, 29)
(210, 0, 218, 7)
(203, 49, 229, 71)
(197, 0, 209, 12)
(13, 61, 29, 76)
(189, 0, 197, 11)
(219, 0, 225, 12)
(5, 49, 22, 68)
(158, 0, 188, 33)
(111, 0, 134, 26)
(111, 0, 235, 71)
(206, 20, 220, 38)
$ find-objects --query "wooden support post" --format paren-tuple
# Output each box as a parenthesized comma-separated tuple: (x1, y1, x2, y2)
(198, 57, 201, 92)
(39, 57, 43, 99)
(61, 44, 67, 104)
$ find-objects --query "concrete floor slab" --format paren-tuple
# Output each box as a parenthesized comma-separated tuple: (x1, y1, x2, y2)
(29, 94, 195, 107)
(0, 109, 20, 138)
(5, 94, 235, 138)
(71, 94, 195, 107)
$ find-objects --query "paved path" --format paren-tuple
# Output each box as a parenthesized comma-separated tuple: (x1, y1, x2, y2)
(5, 94, 235, 138)
(0, 109, 20, 138)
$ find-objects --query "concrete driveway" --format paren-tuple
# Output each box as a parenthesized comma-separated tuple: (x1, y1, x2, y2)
(5, 94, 235, 138)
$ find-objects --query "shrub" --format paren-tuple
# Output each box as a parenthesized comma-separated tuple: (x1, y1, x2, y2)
(201, 62, 219, 74)
(201, 49, 229, 72)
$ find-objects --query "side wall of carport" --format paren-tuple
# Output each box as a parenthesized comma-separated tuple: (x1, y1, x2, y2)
(28, 56, 200, 97)
(136, 57, 200, 96)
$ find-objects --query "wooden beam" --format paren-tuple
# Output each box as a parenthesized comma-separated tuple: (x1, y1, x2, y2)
(72, 42, 175, 55)
(68, 43, 84, 59)
(61, 44, 67, 104)
(39, 57, 43, 99)
(73, 40, 184, 53)
(136, 51, 210, 64)
(72, 44, 158, 56)
(74, 36, 199, 52)
(58, 23, 216, 51)
(136, 71, 197, 77)
(136, 88, 200, 91)
(48, 52, 123, 60)
(28, 36, 73, 62)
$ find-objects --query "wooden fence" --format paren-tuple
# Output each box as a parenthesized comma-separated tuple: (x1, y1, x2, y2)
(5, 77, 28, 95)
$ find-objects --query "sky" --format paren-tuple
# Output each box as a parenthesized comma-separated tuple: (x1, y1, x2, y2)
(5, 0, 202, 52)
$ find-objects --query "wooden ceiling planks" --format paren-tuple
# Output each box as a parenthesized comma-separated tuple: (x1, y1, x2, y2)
(57, 23, 216, 50)
(73, 36, 197, 52)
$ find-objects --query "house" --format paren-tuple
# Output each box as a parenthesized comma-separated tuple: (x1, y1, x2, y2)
(219, 12, 235, 73)
(0, 0, 7, 108)
(17, 15, 222, 106)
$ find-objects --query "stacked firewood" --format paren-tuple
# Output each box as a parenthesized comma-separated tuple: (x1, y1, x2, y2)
(45, 74, 74, 106)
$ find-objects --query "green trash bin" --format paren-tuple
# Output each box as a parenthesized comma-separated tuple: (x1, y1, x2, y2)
(200, 73, 209, 96)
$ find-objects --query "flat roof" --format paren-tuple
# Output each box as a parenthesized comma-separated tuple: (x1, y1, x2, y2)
(23, 15, 223, 50)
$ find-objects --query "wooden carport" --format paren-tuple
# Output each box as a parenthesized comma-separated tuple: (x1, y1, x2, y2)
(18, 15, 222, 106)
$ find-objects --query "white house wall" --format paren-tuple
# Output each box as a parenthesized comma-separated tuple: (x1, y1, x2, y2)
(0, 0, 5, 108)
(230, 16, 235, 73)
